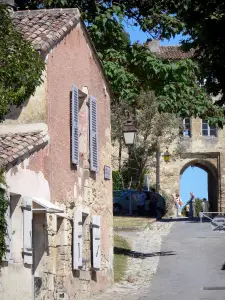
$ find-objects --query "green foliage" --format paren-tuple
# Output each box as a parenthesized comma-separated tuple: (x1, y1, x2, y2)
(195, 198, 203, 217)
(182, 197, 203, 217)
(15, 1, 225, 126)
(0, 170, 7, 263)
(114, 234, 131, 282)
(0, 4, 44, 121)
(112, 170, 123, 190)
(119, 91, 178, 187)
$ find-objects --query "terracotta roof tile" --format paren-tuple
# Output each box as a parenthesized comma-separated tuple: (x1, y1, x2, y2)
(12, 8, 80, 55)
(157, 46, 194, 60)
(0, 130, 49, 169)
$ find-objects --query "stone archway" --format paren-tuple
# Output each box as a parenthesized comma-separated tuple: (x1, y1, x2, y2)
(180, 159, 219, 211)
(160, 152, 222, 212)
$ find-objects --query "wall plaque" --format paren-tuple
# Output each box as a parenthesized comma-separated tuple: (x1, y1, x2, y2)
(104, 165, 111, 180)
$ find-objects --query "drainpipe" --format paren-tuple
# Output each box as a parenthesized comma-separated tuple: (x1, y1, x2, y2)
(156, 143, 160, 192)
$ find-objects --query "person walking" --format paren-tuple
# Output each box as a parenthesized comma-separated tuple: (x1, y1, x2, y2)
(136, 186, 146, 216)
(156, 194, 166, 220)
(202, 198, 209, 213)
(189, 192, 195, 218)
(175, 193, 182, 217)
(149, 188, 158, 217)
(185, 203, 190, 217)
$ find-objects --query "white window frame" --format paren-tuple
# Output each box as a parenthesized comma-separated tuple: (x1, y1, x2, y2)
(202, 120, 217, 137)
(183, 118, 191, 137)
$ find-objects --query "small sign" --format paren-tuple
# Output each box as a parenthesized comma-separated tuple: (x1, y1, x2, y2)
(104, 165, 111, 180)
(211, 216, 225, 231)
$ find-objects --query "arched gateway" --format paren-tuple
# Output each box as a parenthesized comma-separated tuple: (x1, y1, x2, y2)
(160, 117, 225, 212)
(180, 158, 219, 212)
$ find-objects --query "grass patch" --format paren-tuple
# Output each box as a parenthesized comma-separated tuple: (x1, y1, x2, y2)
(114, 216, 154, 231)
(114, 235, 131, 282)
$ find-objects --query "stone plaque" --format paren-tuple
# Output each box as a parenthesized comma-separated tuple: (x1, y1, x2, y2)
(104, 165, 111, 180)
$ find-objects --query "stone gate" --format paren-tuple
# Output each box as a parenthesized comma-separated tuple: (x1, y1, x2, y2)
(160, 117, 225, 212)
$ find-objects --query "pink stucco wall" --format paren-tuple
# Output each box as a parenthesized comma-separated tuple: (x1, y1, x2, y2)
(28, 21, 113, 298)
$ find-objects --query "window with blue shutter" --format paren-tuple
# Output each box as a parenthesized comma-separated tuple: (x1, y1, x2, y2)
(90, 96, 98, 172)
(71, 84, 79, 165)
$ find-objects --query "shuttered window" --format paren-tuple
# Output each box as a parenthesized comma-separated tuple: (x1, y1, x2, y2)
(92, 215, 101, 270)
(90, 96, 98, 172)
(23, 197, 33, 265)
(73, 208, 83, 270)
(71, 84, 79, 165)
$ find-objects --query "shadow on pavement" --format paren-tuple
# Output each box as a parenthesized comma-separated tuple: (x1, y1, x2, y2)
(114, 248, 176, 259)
(221, 263, 225, 270)
(158, 217, 211, 223)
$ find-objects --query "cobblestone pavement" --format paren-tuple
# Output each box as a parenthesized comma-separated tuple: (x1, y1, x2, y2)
(91, 221, 173, 300)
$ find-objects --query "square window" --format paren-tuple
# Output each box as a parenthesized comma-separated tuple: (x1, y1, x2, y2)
(202, 129, 209, 136)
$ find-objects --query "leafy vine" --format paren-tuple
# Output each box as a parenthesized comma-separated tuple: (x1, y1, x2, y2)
(0, 170, 7, 263)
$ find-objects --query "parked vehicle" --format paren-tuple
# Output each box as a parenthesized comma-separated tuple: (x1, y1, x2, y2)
(113, 189, 157, 214)
(113, 189, 166, 217)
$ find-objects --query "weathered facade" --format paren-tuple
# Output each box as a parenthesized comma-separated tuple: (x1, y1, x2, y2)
(0, 8, 113, 300)
(147, 41, 225, 212)
(160, 117, 225, 212)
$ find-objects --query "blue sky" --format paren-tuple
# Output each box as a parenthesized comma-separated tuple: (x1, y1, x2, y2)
(123, 22, 184, 45)
(124, 24, 208, 204)
(180, 167, 208, 205)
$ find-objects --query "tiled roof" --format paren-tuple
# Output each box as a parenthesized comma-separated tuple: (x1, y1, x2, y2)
(157, 46, 194, 60)
(12, 8, 80, 55)
(0, 130, 49, 169)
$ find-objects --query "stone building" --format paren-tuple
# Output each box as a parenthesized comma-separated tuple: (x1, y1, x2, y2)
(0, 8, 113, 300)
(147, 41, 225, 213)
(113, 41, 225, 213)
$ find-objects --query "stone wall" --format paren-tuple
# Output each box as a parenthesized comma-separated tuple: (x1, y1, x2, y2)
(112, 117, 225, 212)
(160, 117, 225, 212)
(1, 21, 113, 300)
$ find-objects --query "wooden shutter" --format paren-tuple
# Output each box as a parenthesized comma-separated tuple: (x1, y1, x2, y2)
(90, 96, 98, 172)
(71, 84, 79, 165)
(23, 197, 33, 265)
(92, 215, 101, 270)
(73, 208, 83, 270)
(2, 189, 12, 262)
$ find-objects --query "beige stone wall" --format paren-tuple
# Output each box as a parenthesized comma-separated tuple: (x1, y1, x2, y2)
(112, 117, 225, 212)
(3, 70, 47, 125)
(160, 117, 225, 212)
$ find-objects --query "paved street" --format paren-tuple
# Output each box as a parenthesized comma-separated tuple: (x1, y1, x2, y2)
(145, 219, 225, 300)
(92, 219, 225, 300)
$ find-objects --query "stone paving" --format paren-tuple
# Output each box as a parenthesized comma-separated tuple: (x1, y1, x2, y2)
(91, 221, 173, 300)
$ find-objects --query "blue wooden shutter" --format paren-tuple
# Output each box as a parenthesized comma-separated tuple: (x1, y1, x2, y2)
(23, 197, 33, 265)
(73, 208, 83, 270)
(92, 215, 101, 270)
(71, 84, 79, 164)
(90, 96, 98, 172)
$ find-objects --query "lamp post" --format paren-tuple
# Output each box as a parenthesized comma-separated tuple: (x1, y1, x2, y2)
(122, 115, 137, 215)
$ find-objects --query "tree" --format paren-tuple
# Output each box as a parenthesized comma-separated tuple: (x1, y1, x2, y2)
(119, 91, 179, 187)
(15, 0, 225, 126)
(0, 4, 44, 121)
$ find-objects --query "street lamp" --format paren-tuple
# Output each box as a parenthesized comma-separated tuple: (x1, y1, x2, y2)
(122, 116, 137, 146)
(122, 114, 137, 216)
(163, 149, 171, 163)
